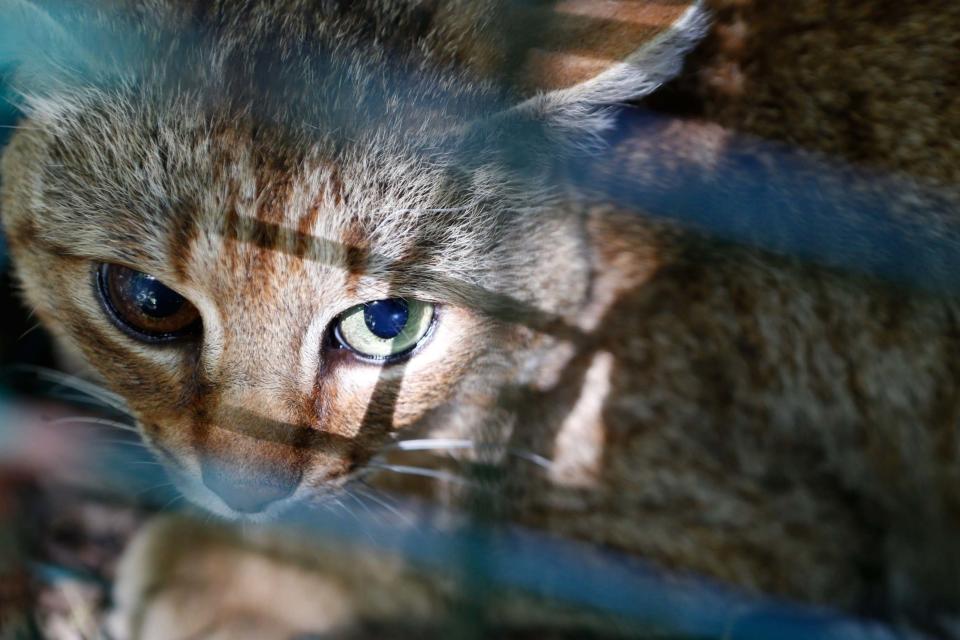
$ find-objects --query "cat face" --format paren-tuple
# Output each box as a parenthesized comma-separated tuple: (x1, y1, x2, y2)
(2, 103, 544, 517)
(0, 0, 706, 517)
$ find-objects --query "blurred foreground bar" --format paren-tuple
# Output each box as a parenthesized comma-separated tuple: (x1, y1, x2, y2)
(575, 110, 960, 297)
(0, 471, 39, 639)
(0, 393, 918, 640)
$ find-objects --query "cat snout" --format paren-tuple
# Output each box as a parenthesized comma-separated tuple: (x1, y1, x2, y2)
(201, 461, 301, 514)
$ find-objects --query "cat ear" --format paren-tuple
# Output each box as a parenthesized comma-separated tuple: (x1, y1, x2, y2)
(506, 0, 708, 140)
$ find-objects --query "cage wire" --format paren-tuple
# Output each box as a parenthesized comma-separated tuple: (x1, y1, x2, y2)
(0, 3, 957, 638)
(0, 108, 940, 637)
(0, 388, 921, 639)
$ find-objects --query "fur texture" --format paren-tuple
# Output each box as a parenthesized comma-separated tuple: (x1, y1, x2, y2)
(3, 0, 960, 636)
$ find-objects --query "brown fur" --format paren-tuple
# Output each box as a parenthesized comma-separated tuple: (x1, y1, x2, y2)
(3, 0, 960, 635)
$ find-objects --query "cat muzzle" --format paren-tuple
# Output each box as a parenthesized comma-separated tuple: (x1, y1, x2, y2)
(201, 461, 301, 513)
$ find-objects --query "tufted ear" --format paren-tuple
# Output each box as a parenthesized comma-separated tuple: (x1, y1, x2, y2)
(504, 0, 708, 141)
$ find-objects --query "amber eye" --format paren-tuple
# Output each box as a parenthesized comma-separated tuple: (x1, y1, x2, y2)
(96, 264, 200, 342)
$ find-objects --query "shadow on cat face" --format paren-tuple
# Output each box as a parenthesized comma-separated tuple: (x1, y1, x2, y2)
(1, 114, 595, 519)
(0, 0, 707, 518)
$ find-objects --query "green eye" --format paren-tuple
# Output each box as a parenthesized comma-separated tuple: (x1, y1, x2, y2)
(334, 298, 435, 361)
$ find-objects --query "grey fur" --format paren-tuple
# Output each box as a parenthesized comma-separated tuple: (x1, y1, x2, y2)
(6, 0, 960, 635)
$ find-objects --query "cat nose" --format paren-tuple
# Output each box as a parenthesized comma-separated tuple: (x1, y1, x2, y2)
(201, 463, 300, 513)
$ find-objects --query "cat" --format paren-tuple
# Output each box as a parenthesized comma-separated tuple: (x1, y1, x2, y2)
(3, 0, 960, 636)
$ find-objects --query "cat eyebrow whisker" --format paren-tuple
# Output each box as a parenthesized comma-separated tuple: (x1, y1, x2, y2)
(386, 438, 554, 469)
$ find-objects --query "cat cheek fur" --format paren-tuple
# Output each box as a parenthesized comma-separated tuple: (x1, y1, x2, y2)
(2, 0, 724, 566)
(6, 297, 492, 516)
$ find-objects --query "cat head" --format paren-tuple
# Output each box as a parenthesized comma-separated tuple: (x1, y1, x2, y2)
(0, 0, 706, 518)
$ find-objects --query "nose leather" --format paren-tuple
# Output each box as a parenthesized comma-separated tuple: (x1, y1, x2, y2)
(202, 462, 300, 513)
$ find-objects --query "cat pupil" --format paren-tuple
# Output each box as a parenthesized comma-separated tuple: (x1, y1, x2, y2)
(128, 272, 184, 318)
(363, 299, 409, 339)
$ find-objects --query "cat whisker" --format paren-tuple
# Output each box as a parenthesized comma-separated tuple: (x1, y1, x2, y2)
(367, 462, 470, 485)
(386, 438, 475, 451)
(328, 493, 382, 544)
(16, 322, 42, 341)
(342, 488, 375, 518)
(10, 365, 130, 414)
(44, 389, 116, 409)
(26, 368, 128, 411)
(134, 481, 175, 499)
(508, 450, 554, 470)
(350, 484, 415, 526)
(47, 416, 140, 435)
(81, 436, 149, 450)
(388, 206, 472, 214)
(312, 498, 348, 521)
(331, 496, 350, 515)
(386, 438, 554, 469)
(158, 494, 185, 513)
(330, 496, 366, 530)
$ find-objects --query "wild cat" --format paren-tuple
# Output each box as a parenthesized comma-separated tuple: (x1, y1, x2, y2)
(3, 0, 960, 636)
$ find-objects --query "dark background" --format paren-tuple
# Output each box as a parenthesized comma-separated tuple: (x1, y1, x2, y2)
(0, 71, 57, 392)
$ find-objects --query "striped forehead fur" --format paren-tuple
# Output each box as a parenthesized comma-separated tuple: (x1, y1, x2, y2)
(16, 87, 545, 292)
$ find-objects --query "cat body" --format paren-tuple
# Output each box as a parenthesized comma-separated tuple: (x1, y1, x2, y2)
(3, 0, 960, 635)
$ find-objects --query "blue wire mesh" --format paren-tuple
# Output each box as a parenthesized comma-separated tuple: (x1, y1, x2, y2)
(0, 3, 953, 638)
